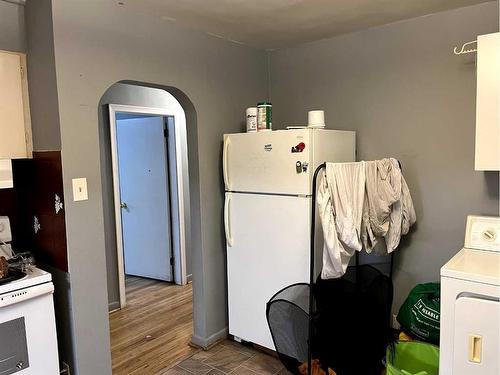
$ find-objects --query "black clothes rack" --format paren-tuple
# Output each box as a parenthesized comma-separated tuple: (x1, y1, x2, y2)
(307, 162, 397, 375)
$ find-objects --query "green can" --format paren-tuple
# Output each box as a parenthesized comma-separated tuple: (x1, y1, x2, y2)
(257, 102, 272, 131)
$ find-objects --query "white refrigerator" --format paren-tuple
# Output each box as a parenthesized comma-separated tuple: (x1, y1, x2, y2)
(223, 128, 356, 350)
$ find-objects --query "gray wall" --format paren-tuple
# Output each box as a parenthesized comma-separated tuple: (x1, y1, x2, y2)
(25, 0, 61, 150)
(99, 83, 193, 310)
(48, 1, 267, 374)
(269, 2, 499, 310)
(18, 1, 500, 375)
(24, 0, 73, 371)
(0, 1, 25, 52)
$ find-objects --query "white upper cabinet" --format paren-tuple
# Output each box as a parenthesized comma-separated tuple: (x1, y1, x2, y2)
(0, 50, 32, 159)
(475, 33, 500, 171)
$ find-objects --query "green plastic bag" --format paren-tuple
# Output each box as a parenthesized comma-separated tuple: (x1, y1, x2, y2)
(386, 341, 440, 375)
(397, 283, 440, 344)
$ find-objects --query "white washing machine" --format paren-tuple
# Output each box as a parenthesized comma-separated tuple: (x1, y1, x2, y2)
(440, 215, 500, 375)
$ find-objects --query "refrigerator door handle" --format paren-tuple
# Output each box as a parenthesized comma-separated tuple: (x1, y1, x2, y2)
(223, 137, 231, 190)
(224, 193, 234, 247)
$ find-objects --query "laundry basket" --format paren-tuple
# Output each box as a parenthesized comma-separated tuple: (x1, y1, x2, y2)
(267, 265, 393, 375)
(313, 265, 394, 375)
(266, 163, 398, 375)
(266, 283, 310, 374)
(386, 341, 439, 375)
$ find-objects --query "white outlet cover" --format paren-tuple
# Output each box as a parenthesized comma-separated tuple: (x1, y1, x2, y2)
(72, 178, 89, 201)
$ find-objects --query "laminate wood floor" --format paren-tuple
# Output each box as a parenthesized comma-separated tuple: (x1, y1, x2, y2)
(109, 277, 383, 375)
(110, 276, 196, 375)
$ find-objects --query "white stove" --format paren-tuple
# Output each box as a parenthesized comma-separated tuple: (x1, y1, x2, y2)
(0, 267, 59, 375)
(0, 266, 52, 295)
(0, 216, 59, 374)
(0, 265, 60, 375)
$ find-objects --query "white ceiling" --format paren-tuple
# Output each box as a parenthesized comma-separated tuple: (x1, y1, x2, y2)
(119, 0, 491, 49)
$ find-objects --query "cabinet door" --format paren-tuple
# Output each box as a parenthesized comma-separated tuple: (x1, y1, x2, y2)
(0, 51, 30, 159)
(475, 33, 500, 171)
(453, 296, 499, 375)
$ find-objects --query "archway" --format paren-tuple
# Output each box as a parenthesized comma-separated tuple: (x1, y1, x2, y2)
(98, 81, 201, 373)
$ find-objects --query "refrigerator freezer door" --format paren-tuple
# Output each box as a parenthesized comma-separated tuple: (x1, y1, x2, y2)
(226, 192, 310, 350)
(224, 130, 313, 195)
(223, 129, 356, 195)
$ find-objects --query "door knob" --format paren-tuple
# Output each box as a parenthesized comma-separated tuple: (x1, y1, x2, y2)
(120, 202, 128, 209)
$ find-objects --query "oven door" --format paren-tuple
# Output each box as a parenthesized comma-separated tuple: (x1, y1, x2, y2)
(0, 317, 29, 374)
(0, 282, 59, 375)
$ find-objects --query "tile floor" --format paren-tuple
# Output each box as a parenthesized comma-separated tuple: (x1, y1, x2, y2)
(159, 340, 293, 375)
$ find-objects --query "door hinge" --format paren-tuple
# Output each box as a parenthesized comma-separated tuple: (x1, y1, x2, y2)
(20, 66, 24, 79)
(170, 256, 174, 266)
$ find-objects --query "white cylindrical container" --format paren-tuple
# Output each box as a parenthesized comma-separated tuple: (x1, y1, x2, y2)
(246, 107, 258, 132)
(308, 110, 325, 128)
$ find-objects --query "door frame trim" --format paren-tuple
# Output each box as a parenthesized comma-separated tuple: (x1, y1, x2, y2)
(109, 104, 189, 308)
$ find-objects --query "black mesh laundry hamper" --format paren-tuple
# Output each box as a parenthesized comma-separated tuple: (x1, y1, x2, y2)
(313, 264, 394, 375)
(266, 163, 396, 375)
(266, 266, 393, 375)
(266, 283, 310, 373)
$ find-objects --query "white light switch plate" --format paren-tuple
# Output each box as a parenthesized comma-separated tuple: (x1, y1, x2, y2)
(72, 178, 88, 201)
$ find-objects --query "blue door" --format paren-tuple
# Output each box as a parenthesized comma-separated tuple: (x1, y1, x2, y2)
(116, 115, 173, 281)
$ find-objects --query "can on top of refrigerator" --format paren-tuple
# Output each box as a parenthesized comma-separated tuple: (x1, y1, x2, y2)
(246, 107, 258, 132)
(257, 102, 272, 131)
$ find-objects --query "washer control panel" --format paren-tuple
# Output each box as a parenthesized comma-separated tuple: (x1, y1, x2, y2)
(465, 215, 500, 252)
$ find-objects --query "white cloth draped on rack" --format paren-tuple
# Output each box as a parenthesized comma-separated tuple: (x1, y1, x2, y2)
(317, 162, 366, 279)
(318, 158, 416, 279)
